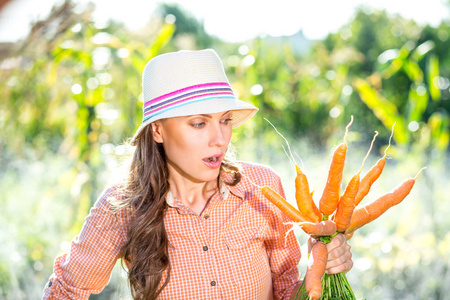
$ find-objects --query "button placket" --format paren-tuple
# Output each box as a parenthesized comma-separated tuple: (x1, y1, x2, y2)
(192, 213, 219, 295)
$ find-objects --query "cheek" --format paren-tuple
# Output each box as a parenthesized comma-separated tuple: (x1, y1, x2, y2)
(221, 125, 233, 143)
(226, 128, 233, 143)
(163, 135, 200, 161)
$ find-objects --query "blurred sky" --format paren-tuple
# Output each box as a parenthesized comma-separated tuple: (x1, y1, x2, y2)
(0, 0, 448, 43)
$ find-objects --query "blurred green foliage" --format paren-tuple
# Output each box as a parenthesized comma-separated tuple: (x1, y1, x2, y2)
(0, 0, 449, 299)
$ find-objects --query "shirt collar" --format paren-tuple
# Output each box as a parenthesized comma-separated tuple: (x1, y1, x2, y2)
(166, 191, 175, 207)
(219, 170, 247, 200)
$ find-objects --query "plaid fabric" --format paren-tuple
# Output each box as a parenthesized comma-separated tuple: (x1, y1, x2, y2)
(42, 162, 301, 300)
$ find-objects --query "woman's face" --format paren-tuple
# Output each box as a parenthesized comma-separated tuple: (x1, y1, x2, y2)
(151, 111, 233, 184)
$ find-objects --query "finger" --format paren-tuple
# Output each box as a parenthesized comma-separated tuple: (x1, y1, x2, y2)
(326, 248, 353, 272)
(326, 259, 354, 275)
(327, 240, 350, 261)
(326, 235, 349, 261)
(326, 234, 346, 252)
(326, 250, 353, 273)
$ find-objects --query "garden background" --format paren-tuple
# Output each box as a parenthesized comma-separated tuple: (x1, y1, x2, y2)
(1, 0, 449, 299)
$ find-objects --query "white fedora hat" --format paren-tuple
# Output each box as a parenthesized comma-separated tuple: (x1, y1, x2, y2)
(131, 49, 258, 144)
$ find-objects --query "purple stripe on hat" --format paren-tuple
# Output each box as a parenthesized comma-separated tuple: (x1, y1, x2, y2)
(142, 95, 235, 122)
(143, 91, 234, 118)
(143, 87, 232, 114)
(144, 82, 231, 108)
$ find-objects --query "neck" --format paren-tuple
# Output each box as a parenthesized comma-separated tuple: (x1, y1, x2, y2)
(168, 176, 218, 214)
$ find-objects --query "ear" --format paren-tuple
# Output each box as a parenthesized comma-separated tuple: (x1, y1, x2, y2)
(151, 122, 164, 143)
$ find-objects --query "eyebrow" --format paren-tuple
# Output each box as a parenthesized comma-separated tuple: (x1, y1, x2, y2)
(196, 111, 232, 118)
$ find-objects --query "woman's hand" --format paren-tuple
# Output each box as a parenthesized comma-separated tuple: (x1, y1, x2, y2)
(308, 233, 353, 274)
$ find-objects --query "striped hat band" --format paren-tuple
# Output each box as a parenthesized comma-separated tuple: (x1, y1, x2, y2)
(143, 82, 235, 122)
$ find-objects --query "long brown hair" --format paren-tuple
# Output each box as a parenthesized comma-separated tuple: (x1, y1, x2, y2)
(115, 123, 241, 299)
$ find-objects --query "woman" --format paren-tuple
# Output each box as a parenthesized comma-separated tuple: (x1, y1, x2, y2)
(42, 49, 353, 300)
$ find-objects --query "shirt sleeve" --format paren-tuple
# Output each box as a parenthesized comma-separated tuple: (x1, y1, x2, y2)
(42, 186, 129, 300)
(264, 173, 302, 300)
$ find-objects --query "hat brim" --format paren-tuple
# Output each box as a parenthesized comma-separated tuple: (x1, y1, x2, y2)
(130, 97, 258, 144)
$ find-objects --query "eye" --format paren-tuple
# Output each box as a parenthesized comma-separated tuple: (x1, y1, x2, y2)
(191, 121, 205, 128)
(221, 118, 232, 125)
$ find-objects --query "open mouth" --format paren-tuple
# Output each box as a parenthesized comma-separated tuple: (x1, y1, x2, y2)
(207, 157, 219, 163)
(202, 154, 222, 167)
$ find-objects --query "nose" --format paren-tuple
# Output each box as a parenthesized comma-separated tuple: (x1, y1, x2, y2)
(209, 122, 228, 148)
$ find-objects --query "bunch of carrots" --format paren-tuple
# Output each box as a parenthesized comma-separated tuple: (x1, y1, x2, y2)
(260, 117, 424, 300)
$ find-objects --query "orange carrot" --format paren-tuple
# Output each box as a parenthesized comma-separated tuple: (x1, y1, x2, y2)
(319, 142, 347, 217)
(354, 126, 392, 207)
(266, 118, 322, 223)
(264, 118, 323, 223)
(304, 241, 328, 300)
(300, 220, 337, 237)
(295, 165, 322, 223)
(345, 168, 424, 234)
(334, 131, 375, 232)
(319, 117, 353, 217)
(334, 173, 359, 232)
(344, 207, 371, 234)
(366, 178, 415, 221)
(345, 232, 354, 241)
(261, 186, 309, 223)
(354, 157, 385, 207)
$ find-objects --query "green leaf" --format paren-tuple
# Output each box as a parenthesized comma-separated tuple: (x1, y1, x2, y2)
(428, 112, 450, 150)
(380, 42, 414, 79)
(353, 78, 408, 144)
(147, 23, 176, 62)
(411, 40, 435, 62)
(402, 60, 423, 83)
(427, 53, 441, 102)
(407, 83, 428, 122)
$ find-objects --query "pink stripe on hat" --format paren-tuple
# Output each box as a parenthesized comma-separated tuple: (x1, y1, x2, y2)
(143, 82, 231, 108)
(143, 91, 235, 121)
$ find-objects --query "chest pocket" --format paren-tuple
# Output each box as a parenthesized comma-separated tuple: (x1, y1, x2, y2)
(223, 225, 272, 289)
(223, 226, 264, 249)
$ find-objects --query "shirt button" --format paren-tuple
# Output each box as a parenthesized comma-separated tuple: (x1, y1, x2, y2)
(48, 281, 52, 287)
(204, 214, 209, 219)
(203, 246, 208, 251)
(210, 280, 216, 286)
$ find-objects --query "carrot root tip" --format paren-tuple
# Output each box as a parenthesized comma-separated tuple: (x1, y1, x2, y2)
(415, 167, 427, 179)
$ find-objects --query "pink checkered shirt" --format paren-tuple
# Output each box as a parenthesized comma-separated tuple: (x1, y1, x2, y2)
(42, 162, 301, 299)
